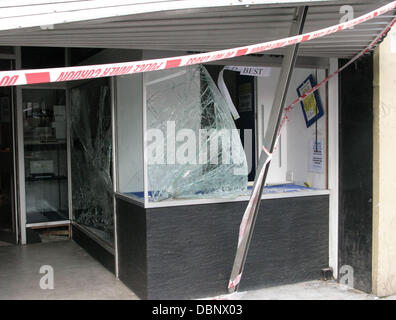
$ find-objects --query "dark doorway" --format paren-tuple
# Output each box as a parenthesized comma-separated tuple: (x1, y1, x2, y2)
(205, 65, 256, 181)
(0, 59, 17, 245)
(236, 75, 256, 181)
(338, 55, 373, 293)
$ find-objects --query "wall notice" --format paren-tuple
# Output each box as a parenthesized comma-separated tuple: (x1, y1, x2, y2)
(309, 139, 325, 173)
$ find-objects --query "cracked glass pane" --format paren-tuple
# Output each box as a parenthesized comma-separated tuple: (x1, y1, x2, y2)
(145, 65, 248, 201)
(70, 79, 114, 245)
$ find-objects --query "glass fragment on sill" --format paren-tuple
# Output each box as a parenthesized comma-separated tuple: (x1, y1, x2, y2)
(146, 65, 248, 201)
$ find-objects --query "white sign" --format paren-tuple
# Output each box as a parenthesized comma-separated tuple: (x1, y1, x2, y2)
(224, 66, 271, 77)
(309, 139, 325, 173)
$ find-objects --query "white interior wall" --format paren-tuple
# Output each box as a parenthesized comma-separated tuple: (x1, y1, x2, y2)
(257, 67, 327, 189)
(285, 68, 327, 189)
(257, 68, 288, 184)
(116, 74, 144, 193)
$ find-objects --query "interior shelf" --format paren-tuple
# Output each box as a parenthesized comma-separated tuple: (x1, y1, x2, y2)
(26, 175, 67, 182)
(26, 210, 69, 224)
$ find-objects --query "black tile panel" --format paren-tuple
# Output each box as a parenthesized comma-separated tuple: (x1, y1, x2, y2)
(117, 195, 329, 299)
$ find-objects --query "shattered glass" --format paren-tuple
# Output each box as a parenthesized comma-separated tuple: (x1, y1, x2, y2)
(70, 79, 114, 244)
(145, 65, 248, 201)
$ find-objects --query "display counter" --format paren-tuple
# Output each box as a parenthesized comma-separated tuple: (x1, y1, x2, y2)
(117, 183, 329, 207)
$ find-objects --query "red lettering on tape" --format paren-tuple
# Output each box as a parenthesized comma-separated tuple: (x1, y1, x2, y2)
(212, 53, 225, 61)
(56, 69, 102, 82)
(133, 62, 164, 73)
(186, 56, 210, 65)
(0, 75, 18, 86)
(224, 51, 235, 58)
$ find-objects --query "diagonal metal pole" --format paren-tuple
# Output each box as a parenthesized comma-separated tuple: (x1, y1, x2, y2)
(228, 6, 309, 293)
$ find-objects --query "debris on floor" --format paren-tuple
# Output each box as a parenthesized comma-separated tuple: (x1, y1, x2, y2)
(27, 226, 69, 244)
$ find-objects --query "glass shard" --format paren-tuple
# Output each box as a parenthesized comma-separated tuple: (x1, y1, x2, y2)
(70, 79, 114, 244)
(146, 65, 248, 201)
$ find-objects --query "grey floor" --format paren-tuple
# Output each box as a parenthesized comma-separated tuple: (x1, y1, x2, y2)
(207, 281, 396, 300)
(0, 240, 395, 300)
(0, 240, 138, 300)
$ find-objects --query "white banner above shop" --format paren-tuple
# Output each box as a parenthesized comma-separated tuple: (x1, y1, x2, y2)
(224, 66, 271, 77)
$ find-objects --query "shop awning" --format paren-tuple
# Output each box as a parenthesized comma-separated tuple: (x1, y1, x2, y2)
(0, 0, 394, 58)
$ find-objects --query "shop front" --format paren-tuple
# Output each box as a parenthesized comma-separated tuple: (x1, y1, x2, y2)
(2, 45, 338, 299)
(113, 54, 335, 299)
(1, 0, 395, 301)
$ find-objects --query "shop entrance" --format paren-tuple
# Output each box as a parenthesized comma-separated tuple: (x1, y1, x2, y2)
(0, 59, 17, 245)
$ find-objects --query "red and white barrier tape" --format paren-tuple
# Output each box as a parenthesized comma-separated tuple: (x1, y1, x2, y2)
(228, 146, 272, 290)
(228, 273, 242, 290)
(237, 146, 272, 248)
(228, 15, 396, 292)
(0, 1, 395, 87)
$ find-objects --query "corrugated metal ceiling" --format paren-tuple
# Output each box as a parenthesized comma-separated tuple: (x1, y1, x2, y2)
(0, 0, 394, 58)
